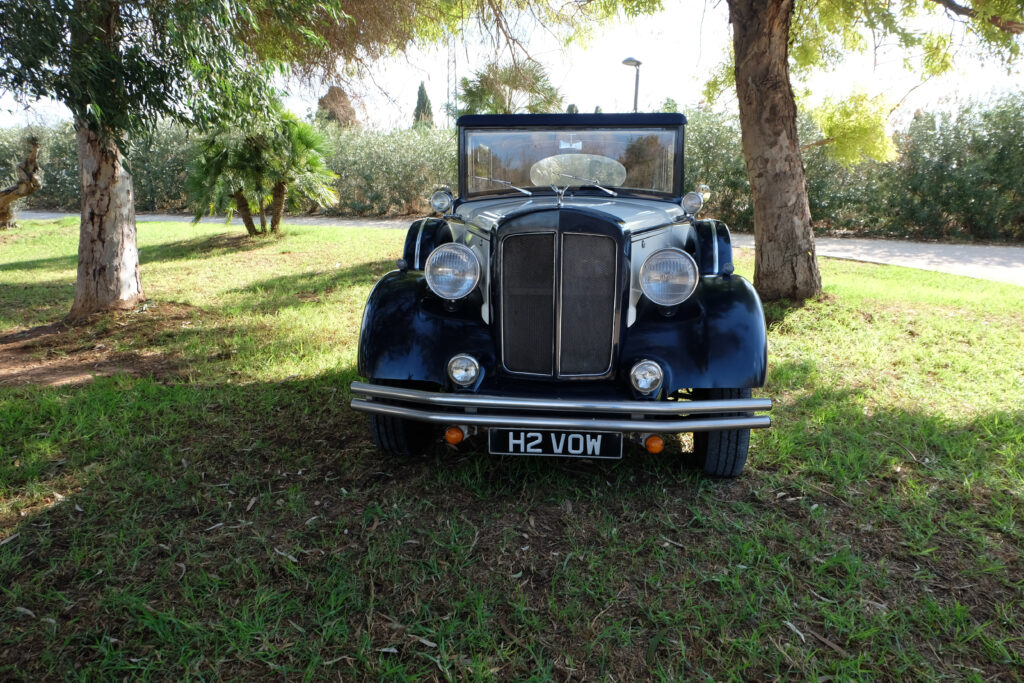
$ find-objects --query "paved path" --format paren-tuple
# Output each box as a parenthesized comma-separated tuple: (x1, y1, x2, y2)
(19, 211, 1024, 287)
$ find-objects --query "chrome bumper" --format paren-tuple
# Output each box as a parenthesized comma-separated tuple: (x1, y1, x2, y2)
(349, 381, 772, 432)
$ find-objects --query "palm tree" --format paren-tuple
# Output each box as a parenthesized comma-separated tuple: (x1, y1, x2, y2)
(187, 112, 337, 235)
(453, 61, 563, 116)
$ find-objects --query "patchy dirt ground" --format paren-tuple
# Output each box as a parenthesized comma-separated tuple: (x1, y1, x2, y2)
(0, 305, 190, 386)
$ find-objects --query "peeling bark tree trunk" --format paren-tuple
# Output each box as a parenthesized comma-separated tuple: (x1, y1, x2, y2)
(727, 0, 822, 301)
(269, 181, 286, 233)
(0, 140, 43, 229)
(233, 190, 258, 236)
(67, 124, 145, 322)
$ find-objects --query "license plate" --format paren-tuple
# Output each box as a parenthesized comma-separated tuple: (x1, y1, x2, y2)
(488, 429, 622, 459)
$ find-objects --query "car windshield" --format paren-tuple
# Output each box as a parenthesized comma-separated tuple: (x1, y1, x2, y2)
(464, 127, 678, 197)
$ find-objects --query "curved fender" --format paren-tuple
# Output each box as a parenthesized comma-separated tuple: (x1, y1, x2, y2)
(357, 271, 497, 386)
(693, 219, 735, 276)
(621, 275, 767, 390)
(402, 218, 452, 270)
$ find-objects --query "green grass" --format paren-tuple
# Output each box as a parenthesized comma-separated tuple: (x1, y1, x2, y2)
(1, 219, 1022, 680)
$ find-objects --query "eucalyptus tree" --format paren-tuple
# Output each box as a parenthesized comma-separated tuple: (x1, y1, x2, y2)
(0, 0, 648, 322)
(719, 0, 1024, 300)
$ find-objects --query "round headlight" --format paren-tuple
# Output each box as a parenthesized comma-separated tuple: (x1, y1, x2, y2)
(425, 243, 480, 300)
(630, 359, 663, 394)
(447, 354, 480, 386)
(639, 247, 699, 306)
(430, 189, 453, 213)
(681, 191, 704, 214)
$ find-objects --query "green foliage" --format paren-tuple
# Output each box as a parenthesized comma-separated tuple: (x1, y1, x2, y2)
(453, 61, 563, 115)
(809, 92, 898, 166)
(0, 124, 78, 210)
(882, 94, 1024, 240)
(659, 97, 680, 113)
(413, 82, 435, 129)
(684, 108, 751, 229)
(187, 111, 337, 230)
(322, 126, 457, 215)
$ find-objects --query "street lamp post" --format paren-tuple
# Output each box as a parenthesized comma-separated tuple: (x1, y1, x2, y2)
(622, 57, 641, 113)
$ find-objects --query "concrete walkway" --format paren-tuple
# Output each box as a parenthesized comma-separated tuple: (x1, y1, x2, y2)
(19, 211, 1024, 287)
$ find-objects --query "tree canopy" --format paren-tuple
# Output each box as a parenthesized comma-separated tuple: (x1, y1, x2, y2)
(453, 61, 564, 115)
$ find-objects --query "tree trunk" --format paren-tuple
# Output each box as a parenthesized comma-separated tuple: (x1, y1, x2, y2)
(257, 199, 267, 234)
(269, 181, 286, 233)
(727, 0, 822, 301)
(233, 189, 258, 236)
(67, 123, 145, 322)
(0, 140, 43, 229)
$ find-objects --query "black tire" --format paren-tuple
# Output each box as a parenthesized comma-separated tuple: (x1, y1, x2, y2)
(368, 413, 433, 457)
(693, 387, 752, 478)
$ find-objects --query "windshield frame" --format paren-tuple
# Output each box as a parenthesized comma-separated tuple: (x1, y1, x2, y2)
(456, 113, 686, 204)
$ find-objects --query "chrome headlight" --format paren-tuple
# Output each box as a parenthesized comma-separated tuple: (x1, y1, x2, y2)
(639, 247, 699, 306)
(425, 243, 480, 300)
(681, 191, 704, 214)
(430, 189, 454, 213)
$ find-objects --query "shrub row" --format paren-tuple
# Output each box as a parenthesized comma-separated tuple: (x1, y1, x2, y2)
(2, 93, 1022, 240)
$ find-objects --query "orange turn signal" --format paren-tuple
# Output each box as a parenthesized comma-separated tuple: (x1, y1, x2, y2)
(644, 435, 664, 454)
(444, 426, 465, 445)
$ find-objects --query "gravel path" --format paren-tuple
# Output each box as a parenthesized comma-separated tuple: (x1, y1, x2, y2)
(19, 211, 1024, 287)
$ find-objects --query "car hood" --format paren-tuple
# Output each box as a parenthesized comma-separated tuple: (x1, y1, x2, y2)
(454, 195, 686, 235)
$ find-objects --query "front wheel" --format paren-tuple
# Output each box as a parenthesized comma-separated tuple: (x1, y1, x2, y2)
(692, 388, 752, 477)
(369, 413, 433, 457)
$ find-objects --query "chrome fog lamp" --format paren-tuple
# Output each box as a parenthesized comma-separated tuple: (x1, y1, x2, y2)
(447, 354, 480, 386)
(425, 243, 480, 300)
(639, 247, 699, 306)
(430, 189, 454, 213)
(681, 191, 704, 214)
(630, 359, 663, 394)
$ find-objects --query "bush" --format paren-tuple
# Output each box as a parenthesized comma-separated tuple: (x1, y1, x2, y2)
(685, 108, 751, 230)
(321, 125, 456, 216)
(882, 95, 1024, 241)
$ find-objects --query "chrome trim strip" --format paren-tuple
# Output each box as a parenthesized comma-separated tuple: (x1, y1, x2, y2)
(710, 221, 719, 274)
(350, 382, 772, 414)
(351, 399, 771, 432)
(413, 219, 426, 269)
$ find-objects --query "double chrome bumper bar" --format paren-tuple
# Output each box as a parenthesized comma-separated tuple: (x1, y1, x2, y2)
(350, 382, 772, 432)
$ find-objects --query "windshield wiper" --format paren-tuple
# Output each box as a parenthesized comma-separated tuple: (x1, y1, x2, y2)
(473, 175, 532, 196)
(557, 173, 617, 197)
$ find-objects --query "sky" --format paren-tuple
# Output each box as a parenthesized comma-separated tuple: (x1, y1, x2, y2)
(2, 2, 1021, 130)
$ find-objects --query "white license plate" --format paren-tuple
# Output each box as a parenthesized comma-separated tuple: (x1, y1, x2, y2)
(488, 429, 622, 459)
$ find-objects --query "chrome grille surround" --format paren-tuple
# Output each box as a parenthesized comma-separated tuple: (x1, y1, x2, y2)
(498, 211, 623, 379)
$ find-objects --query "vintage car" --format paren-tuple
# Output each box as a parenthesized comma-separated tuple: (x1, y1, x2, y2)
(350, 112, 771, 476)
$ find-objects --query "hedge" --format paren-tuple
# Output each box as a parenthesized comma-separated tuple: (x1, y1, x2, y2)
(2, 92, 1022, 241)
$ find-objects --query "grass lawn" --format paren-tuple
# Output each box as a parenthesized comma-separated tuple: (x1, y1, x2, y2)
(1, 218, 1022, 680)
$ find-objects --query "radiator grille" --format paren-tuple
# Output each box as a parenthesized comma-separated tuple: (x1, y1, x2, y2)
(500, 226, 618, 378)
(501, 233, 555, 374)
(559, 234, 616, 375)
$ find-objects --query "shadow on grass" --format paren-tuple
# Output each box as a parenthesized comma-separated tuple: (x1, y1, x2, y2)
(0, 230, 265, 274)
(1, 363, 1022, 679)
(137, 231, 269, 265)
(220, 260, 394, 315)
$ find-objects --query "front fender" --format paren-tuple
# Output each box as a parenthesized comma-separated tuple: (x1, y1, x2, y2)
(621, 275, 767, 390)
(357, 271, 497, 387)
